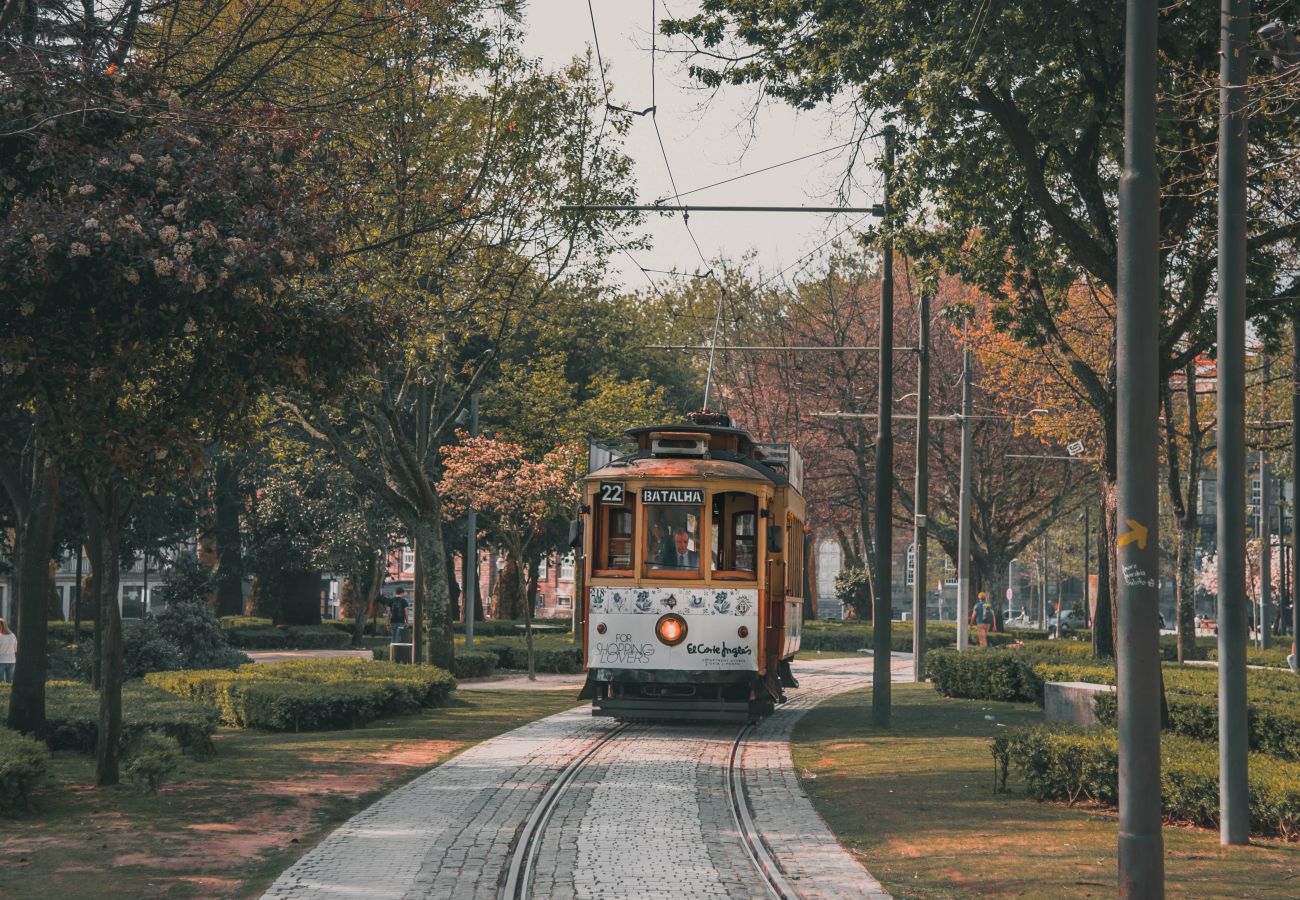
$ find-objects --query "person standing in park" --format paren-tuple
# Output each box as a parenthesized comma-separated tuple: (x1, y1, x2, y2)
(970, 592, 994, 648)
(0, 618, 16, 683)
(388, 589, 409, 643)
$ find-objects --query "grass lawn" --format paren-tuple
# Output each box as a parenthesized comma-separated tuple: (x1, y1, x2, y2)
(791, 683, 1299, 899)
(0, 689, 579, 899)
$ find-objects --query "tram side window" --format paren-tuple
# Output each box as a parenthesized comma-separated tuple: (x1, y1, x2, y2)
(596, 496, 635, 573)
(711, 492, 757, 578)
(646, 505, 702, 574)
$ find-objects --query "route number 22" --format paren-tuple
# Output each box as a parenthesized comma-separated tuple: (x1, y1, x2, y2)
(599, 482, 624, 504)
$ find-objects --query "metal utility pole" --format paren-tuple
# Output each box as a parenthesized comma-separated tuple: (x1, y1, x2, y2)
(1295, 321, 1300, 654)
(1261, 456, 1273, 649)
(1117, 0, 1165, 892)
(912, 290, 931, 681)
(1218, 0, 1252, 847)
(956, 341, 973, 651)
(872, 126, 896, 728)
(465, 393, 480, 649)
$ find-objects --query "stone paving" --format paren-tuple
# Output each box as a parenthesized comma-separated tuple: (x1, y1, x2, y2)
(262, 656, 909, 900)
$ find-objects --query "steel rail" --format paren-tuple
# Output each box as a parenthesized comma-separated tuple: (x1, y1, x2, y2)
(500, 723, 630, 900)
(728, 724, 799, 899)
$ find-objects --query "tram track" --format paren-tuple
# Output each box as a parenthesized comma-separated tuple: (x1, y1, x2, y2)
(499, 659, 885, 900)
(499, 722, 631, 900)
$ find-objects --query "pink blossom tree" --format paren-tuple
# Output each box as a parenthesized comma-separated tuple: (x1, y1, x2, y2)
(440, 437, 580, 679)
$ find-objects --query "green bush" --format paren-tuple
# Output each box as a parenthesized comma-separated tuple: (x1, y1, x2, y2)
(1094, 685, 1300, 762)
(125, 732, 181, 794)
(225, 624, 352, 650)
(453, 619, 572, 637)
(800, 620, 1033, 654)
(220, 616, 273, 628)
(480, 642, 583, 673)
(452, 650, 497, 679)
(147, 658, 456, 731)
(993, 724, 1300, 839)
(45, 620, 96, 643)
(122, 591, 250, 677)
(927, 649, 1044, 703)
(0, 727, 50, 816)
(0, 681, 218, 758)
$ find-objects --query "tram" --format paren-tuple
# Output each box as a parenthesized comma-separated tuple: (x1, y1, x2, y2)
(576, 412, 806, 721)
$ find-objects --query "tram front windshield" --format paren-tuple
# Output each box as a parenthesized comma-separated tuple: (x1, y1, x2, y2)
(646, 506, 701, 571)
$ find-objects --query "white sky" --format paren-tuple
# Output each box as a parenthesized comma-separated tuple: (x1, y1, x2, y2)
(520, 1, 884, 292)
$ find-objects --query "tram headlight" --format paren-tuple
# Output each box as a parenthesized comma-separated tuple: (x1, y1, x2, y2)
(655, 613, 688, 647)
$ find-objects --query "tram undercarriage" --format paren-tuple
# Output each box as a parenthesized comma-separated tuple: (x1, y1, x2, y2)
(580, 666, 796, 722)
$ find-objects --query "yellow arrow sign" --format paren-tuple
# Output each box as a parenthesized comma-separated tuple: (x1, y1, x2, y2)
(1117, 518, 1148, 550)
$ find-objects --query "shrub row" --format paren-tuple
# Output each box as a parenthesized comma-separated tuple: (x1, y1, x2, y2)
(0, 681, 220, 757)
(800, 620, 1049, 654)
(0, 727, 50, 816)
(146, 658, 456, 731)
(452, 650, 498, 679)
(993, 725, 1300, 840)
(479, 642, 584, 674)
(224, 624, 353, 650)
(219, 615, 272, 628)
(926, 644, 1102, 704)
(454, 619, 573, 637)
(1095, 686, 1300, 762)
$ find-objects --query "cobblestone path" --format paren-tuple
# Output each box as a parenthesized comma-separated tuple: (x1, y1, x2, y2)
(262, 656, 909, 900)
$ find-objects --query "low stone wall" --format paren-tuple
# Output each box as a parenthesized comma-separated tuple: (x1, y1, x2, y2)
(1043, 681, 1115, 727)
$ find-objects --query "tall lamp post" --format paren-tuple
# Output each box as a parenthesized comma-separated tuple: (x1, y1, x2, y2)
(1117, 0, 1165, 891)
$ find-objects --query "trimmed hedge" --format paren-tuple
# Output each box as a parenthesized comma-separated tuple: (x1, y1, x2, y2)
(147, 658, 456, 731)
(927, 644, 1103, 704)
(800, 620, 1047, 653)
(224, 624, 353, 650)
(0, 681, 219, 757)
(993, 724, 1300, 840)
(452, 650, 498, 679)
(220, 615, 272, 628)
(0, 727, 50, 816)
(480, 642, 583, 674)
(1094, 683, 1300, 762)
(454, 619, 573, 637)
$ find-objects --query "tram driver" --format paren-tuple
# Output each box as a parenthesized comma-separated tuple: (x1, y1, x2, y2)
(659, 528, 700, 569)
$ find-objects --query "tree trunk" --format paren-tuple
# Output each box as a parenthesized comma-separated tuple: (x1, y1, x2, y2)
(1094, 492, 1116, 658)
(91, 481, 124, 788)
(1175, 521, 1198, 662)
(446, 545, 461, 624)
(525, 555, 540, 616)
(213, 459, 246, 617)
(517, 546, 536, 680)
(5, 458, 58, 735)
(411, 511, 454, 669)
(498, 556, 522, 619)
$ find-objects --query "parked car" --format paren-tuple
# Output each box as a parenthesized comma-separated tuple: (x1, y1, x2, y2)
(1046, 610, 1084, 634)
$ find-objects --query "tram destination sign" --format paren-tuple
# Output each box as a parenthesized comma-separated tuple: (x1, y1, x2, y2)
(641, 488, 704, 505)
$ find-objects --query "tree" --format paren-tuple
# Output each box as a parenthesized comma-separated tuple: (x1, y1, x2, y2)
(663, 0, 1300, 655)
(440, 437, 580, 678)
(279, 12, 639, 669)
(0, 46, 372, 782)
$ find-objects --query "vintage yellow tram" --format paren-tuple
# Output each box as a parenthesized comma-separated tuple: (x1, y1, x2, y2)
(576, 413, 806, 721)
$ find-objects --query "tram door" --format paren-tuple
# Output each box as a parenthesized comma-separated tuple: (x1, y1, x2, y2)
(765, 557, 786, 673)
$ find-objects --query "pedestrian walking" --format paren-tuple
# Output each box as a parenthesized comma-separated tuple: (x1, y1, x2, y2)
(0, 618, 16, 683)
(970, 592, 994, 648)
(388, 588, 409, 643)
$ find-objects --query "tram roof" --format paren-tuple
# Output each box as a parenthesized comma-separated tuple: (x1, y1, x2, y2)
(586, 454, 781, 486)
